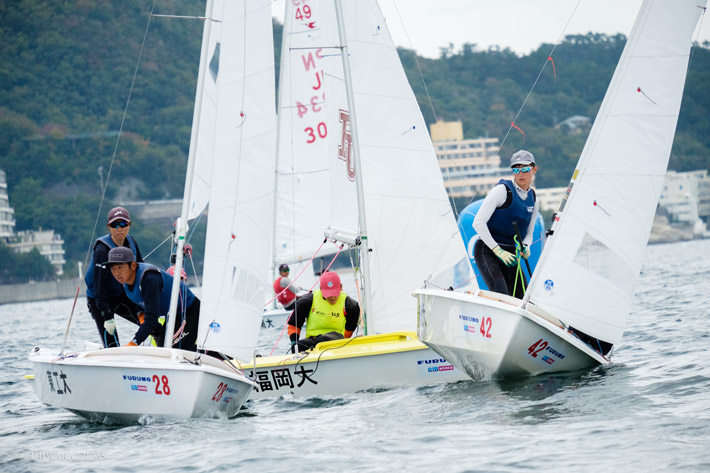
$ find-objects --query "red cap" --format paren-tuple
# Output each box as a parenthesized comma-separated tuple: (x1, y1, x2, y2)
(319, 272, 341, 298)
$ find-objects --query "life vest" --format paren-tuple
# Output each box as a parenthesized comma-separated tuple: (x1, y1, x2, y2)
(487, 179, 536, 247)
(305, 289, 347, 337)
(124, 263, 195, 315)
(273, 277, 297, 306)
(84, 234, 138, 298)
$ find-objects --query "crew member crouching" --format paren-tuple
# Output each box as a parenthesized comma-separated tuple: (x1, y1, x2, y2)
(106, 247, 201, 351)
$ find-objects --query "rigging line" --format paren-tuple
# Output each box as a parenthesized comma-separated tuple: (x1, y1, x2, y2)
(264, 238, 327, 307)
(268, 242, 344, 355)
(142, 232, 173, 261)
(498, 0, 583, 152)
(389, 0, 438, 122)
(81, 0, 159, 277)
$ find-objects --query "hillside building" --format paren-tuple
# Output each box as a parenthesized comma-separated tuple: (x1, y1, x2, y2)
(7, 230, 66, 275)
(1, 168, 66, 275)
(430, 120, 510, 198)
(659, 170, 710, 233)
(0, 170, 16, 240)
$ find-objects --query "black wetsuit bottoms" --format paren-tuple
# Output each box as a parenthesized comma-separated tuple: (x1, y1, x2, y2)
(87, 294, 144, 348)
(474, 239, 527, 298)
(154, 297, 201, 352)
(296, 331, 343, 352)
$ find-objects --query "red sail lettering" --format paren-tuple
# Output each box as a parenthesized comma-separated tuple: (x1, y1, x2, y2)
(301, 52, 316, 72)
(338, 110, 355, 181)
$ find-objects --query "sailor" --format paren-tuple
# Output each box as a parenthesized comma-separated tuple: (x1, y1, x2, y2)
(287, 271, 360, 353)
(106, 247, 201, 352)
(84, 206, 144, 348)
(273, 263, 302, 311)
(472, 149, 539, 297)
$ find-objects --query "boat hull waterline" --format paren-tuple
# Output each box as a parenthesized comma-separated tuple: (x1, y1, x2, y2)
(415, 288, 607, 381)
(30, 346, 256, 423)
(245, 332, 469, 399)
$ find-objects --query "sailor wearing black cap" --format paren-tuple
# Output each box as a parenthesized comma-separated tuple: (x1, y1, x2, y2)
(84, 206, 143, 348)
(106, 247, 201, 351)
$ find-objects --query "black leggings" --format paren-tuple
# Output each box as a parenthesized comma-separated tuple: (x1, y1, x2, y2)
(87, 295, 143, 348)
(155, 297, 201, 352)
(296, 331, 343, 352)
(474, 240, 527, 298)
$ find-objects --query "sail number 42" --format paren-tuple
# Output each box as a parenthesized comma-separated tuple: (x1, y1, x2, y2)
(528, 339, 548, 358)
(480, 317, 492, 338)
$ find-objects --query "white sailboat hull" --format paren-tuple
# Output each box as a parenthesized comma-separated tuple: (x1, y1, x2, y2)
(30, 346, 256, 423)
(261, 308, 290, 330)
(245, 332, 468, 399)
(415, 288, 607, 381)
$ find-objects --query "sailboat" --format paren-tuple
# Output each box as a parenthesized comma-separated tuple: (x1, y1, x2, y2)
(245, 0, 473, 399)
(415, 0, 706, 380)
(28, 0, 276, 422)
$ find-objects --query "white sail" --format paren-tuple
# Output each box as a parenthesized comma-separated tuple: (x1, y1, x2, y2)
(194, 0, 277, 361)
(274, 0, 334, 266)
(525, 0, 705, 346)
(318, 0, 472, 334)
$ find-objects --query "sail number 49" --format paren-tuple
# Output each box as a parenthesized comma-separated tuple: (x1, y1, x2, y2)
(528, 339, 548, 358)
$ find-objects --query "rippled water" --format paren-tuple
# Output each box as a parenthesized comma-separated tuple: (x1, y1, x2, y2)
(2, 240, 709, 472)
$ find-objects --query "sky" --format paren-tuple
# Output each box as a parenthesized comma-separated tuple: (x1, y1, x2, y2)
(272, 0, 710, 58)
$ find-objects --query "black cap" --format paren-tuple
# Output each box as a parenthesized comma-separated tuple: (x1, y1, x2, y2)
(106, 247, 135, 265)
(279, 264, 289, 271)
(107, 206, 131, 224)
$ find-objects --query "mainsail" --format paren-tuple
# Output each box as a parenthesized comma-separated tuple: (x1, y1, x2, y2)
(317, 0, 472, 334)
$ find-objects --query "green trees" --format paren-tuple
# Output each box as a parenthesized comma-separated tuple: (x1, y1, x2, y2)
(0, 2, 707, 282)
(0, 241, 55, 284)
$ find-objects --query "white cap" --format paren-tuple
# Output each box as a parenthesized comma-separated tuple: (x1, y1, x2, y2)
(510, 150, 535, 167)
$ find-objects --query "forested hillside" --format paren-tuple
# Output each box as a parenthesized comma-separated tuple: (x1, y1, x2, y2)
(1, 0, 708, 275)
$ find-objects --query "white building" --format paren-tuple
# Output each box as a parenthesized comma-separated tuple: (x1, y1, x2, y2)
(536, 169, 710, 236)
(1, 168, 67, 275)
(7, 229, 66, 275)
(0, 170, 16, 240)
(535, 187, 567, 212)
(659, 169, 710, 233)
(430, 120, 510, 198)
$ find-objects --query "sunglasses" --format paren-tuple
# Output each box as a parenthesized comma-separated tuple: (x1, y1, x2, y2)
(511, 166, 532, 174)
(109, 221, 130, 229)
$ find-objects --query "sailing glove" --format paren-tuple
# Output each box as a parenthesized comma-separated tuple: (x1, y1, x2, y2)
(493, 246, 516, 267)
(521, 245, 531, 260)
(104, 318, 116, 335)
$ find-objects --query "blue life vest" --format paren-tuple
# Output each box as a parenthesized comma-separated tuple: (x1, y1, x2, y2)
(487, 179, 536, 247)
(84, 234, 139, 298)
(124, 263, 195, 315)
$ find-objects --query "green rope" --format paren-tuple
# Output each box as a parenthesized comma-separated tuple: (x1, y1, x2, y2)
(513, 236, 527, 298)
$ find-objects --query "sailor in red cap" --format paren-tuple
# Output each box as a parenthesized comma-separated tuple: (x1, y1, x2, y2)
(286, 271, 360, 353)
(273, 263, 303, 311)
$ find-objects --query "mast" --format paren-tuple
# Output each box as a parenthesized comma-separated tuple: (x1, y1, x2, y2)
(164, 0, 215, 347)
(334, 0, 372, 334)
(270, 0, 290, 308)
